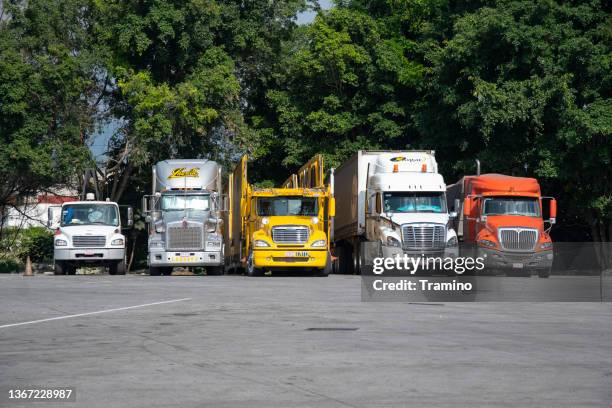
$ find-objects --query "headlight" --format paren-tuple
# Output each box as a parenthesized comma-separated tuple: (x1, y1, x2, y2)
(155, 223, 165, 233)
(477, 239, 497, 248)
(111, 238, 125, 246)
(311, 217, 319, 225)
(386, 236, 401, 247)
(446, 236, 458, 247)
(206, 241, 222, 248)
(254, 239, 270, 247)
(55, 239, 67, 247)
(540, 242, 553, 249)
(261, 217, 269, 225)
(311, 239, 326, 247)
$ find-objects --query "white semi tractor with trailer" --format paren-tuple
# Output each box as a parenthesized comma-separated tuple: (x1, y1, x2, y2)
(49, 193, 133, 275)
(142, 159, 225, 276)
(333, 150, 458, 274)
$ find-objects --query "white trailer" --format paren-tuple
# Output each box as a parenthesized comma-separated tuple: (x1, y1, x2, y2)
(142, 159, 225, 276)
(48, 193, 133, 275)
(333, 150, 458, 273)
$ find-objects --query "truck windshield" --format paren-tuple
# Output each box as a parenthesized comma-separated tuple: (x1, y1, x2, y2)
(161, 194, 210, 211)
(383, 192, 446, 213)
(61, 204, 119, 226)
(483, 197, 540, 216)
(257, 197, 318, 216)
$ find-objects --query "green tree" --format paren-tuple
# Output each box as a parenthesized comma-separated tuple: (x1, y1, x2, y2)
(248, 3, 426, 183)
(0, 0, 100, 239)
(417, 0, 611, 240)
(94, 0, 311, 202)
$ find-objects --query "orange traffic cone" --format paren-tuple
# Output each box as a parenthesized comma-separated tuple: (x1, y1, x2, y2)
(24, 256, 33, 276)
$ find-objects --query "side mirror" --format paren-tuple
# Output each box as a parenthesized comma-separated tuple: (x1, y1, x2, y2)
(142, 196, 148, 213)
(126, 206, 134, 228)
(47, 207, 53, 228)
(550, 198, 557, 219)
(47, 206, 60, 229)
(329, 197, 336, 217)
(463, 197, 471, 217)
(454, 198, 461, 213)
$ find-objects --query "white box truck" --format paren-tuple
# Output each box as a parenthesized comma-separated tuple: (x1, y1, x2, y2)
(49, 193, 133, 275)
(142, 159, 225, 276)
(333, 150, 458, 273)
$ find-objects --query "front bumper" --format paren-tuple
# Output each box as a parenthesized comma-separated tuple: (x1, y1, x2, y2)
(253, 248, 328, 269)
(54, 247, 125, 261)
(148, 250, 223, 267)
(478, 247, 553, 270)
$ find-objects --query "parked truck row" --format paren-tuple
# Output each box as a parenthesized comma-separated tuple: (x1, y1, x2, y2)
(48, 151, 557, 277)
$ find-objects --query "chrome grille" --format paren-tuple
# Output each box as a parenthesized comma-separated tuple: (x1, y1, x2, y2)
(401, 224, 446, 251)
(272, 226, 309, 244)
(167, 226, 203, 250)
(73, 236, 106, 247)
(499, 228, 538, 251)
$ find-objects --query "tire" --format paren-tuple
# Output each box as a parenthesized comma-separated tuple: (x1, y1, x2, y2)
(54, 262, 66, 275)
(149, 266, 162, 276)
(207, 265, 225, 276)
(162, 267, 173, 276)
(537, 268, 550, 278)
(352, 241, 361, 275)
(247, 251, 264, 277)
(317, 253, 332, 277)
(110, 259, 126, 275)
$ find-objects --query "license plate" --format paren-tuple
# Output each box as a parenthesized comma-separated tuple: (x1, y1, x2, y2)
(172, 255, 196, 263)
(512, 263, 524, 269)
(285, 251, 308, 257)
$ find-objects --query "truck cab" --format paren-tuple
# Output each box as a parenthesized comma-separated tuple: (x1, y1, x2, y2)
(225, 155, 335, 276)
(49, 193, 133, 275)
(143, 160, 225, 276)
(448, 173, 556, 277)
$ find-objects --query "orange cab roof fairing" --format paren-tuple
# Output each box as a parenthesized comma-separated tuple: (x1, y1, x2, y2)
(465, 174, 541, 196)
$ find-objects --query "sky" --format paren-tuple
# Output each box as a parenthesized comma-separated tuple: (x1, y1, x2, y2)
(91, 0, 334, 163)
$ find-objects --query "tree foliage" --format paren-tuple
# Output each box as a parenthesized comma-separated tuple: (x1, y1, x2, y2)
(0, 0, 97, 233)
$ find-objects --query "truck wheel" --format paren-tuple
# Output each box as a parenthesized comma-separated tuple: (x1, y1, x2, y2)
(162, 267, 173, 276)
(352, 242, 361, 275)
(110, 260, 126, 275)
(207, 265, 225, 276)
(247, 251, 263, 277)
(538, 268, 550, 278)
(54, 262, 66, 275)
(317, 253, 332, 277)
(149, 266, 162, 276)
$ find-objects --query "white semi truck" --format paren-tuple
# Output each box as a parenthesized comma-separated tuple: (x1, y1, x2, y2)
(49, 193, 133, 275)
(333, 150, 458, 273)
(142, 159, 225, 276)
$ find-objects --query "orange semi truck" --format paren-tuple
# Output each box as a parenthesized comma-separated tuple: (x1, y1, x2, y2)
(447, 164, 557, 277)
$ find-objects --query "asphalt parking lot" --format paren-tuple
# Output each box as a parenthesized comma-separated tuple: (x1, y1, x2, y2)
(1, 274, 611, 408)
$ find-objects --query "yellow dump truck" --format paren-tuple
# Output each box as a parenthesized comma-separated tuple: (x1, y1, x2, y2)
(225, 155, 335, 276)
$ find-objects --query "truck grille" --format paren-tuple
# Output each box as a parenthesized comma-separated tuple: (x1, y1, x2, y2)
(272, 226, 309, 244)
(73, 236, 106, 247)
(167, 226, 202, 250)
(401, 224, 446, 251)
(499, 228, 538, 251)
